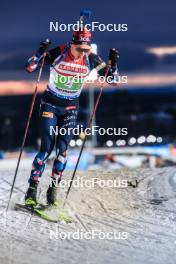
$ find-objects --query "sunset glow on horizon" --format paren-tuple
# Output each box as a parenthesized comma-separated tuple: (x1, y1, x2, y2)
(0, 73, 176, 96)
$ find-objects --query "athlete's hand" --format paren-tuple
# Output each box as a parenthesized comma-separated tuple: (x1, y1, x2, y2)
(38, 39, 51, 55)
(109, 48, 119, 68)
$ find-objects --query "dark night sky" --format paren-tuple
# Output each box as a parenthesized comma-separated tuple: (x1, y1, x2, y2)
(0, 0, 176, 74)
(0, 0, 176, 148)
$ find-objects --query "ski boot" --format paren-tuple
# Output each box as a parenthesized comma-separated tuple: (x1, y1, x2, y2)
(46, 178, 59, 208)
(25, 180, 39, 208)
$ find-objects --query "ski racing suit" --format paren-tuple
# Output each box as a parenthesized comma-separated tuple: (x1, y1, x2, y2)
(26, 43, 116, 185)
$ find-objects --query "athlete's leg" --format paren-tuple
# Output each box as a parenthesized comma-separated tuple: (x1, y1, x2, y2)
(25, 103, 57, 204)
(53, 106, 78, 182)
(47, 105, 78, 205)
(29, 103, 58, 183)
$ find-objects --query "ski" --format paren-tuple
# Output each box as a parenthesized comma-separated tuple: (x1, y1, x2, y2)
(14, 202, 72, 223)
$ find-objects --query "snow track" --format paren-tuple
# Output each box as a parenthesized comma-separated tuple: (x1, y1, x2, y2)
(0, 166, 176, 264)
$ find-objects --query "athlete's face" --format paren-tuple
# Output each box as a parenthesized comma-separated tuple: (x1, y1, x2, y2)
(71, 44, 90, 58)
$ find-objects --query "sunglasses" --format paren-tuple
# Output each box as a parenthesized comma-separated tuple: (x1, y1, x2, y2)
(75, 47, 90, 53)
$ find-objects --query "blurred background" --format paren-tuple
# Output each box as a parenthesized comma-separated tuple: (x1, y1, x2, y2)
(0, 0, 176, 170)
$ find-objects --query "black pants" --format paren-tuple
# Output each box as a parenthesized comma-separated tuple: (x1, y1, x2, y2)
(29, 91, 79, 183)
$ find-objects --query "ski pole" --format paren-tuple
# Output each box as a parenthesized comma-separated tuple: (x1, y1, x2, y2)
(63, 49, 119, 208)
(6, 39, 51, 211)
(63, 86, 104, 208)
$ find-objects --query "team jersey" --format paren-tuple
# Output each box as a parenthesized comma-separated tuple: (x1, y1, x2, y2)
(27, 44, 113, 100)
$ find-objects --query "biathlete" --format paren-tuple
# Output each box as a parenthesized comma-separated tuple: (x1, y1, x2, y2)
(25, 27, 118, 207)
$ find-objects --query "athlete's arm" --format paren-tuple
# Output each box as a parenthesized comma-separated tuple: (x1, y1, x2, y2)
(26, 43, 61, 73)
(89, 52, 118, 84)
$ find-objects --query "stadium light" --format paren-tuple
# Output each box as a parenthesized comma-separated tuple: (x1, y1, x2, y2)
(147, 135, 156, 143)
(76, 139, 83, 146)
(70, 140, 76, 147)
(137, 136, 146, 144)
(128, 137, 136, 145)
(106, 140, 113, 147)
(157, 137, 163, 143)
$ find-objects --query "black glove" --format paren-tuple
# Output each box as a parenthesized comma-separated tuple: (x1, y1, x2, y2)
(109, 48, 119, 68)
(37, 39, 51, 55)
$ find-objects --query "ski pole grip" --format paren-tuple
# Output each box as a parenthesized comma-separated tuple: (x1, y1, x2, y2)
(108, 48, 119, 67)
(39, 39, 51, 54)
(44, 39, 51, 51)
